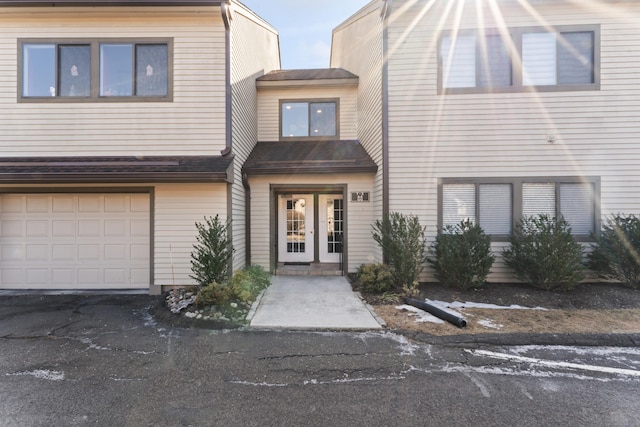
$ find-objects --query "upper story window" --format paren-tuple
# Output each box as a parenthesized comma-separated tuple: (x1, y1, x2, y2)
(20, 39, 171, 101)
(440, 177, 599, 240)
(281, 100, 338, 139)
(439, 26, 599, 94)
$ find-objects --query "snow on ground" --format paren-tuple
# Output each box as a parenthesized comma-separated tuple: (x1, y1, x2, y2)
(396, 299, 549, 327)
(425, 299, 548, 311)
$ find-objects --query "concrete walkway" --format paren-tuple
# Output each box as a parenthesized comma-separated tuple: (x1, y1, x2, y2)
(249, 276, 383, 330)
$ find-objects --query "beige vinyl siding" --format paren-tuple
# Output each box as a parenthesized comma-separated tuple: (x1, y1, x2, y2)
(153, 183, 227, 287)
(257, 86, 358, 141)
(0, 7, 226, 156)
(385, 0, 640, 282)
(248, 174, 375, 273)
(228, 3, 280, 271)
(331, 1, 384, 262)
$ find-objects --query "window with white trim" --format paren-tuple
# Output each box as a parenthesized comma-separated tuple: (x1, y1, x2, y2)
(440, 178, 599, 239)
(20, 39, 171, 101)
(440, 26, 598, 93)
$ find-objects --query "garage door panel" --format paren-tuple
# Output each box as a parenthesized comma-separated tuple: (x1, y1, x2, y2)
(78, 220, 100, 237)
(0, 193, 150, 290)
(1, 196, 23, 213)
(53, 244, 76, 261)
(1, 269, 23, 285)
(26, 244, 49, 261)
(53, 220, 75, 237)
(26, 196, 49, 213)
(131, 268, 149, 285)
(105, 220, 127, 237)
(52, 269, 74, 285)
(79, 196, 101, 212)
(53, 196, 75, 213)
(78, 269, 101, 285)
(105, 244, 126, 261)
(27, 269, 48, 285)
(2, 220, 23, 237)
(26, 220, 48, 237)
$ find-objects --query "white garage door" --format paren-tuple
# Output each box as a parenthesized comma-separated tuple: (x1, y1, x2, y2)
(0, 193, 150, 290)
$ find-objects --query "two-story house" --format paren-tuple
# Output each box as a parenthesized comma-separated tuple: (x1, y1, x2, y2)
(331, 0, 640, 282)
(0, 0, 279, 292)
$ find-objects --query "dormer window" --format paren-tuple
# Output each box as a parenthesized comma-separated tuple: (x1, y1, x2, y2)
(281, 100, 338, 139)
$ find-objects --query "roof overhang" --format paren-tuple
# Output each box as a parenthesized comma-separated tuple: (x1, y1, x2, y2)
(0, 155, 234, 184)
(243, 140, 377, 176)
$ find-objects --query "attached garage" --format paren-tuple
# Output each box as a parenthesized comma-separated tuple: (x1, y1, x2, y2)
(0, 193, 150, 290)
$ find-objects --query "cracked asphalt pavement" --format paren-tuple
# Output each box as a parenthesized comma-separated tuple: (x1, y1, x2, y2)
(1, 294, 639, 426)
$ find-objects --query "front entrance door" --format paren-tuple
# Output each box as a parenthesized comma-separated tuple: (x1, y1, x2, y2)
(319, 195, 344, 263)
(278, 195, 314, 263)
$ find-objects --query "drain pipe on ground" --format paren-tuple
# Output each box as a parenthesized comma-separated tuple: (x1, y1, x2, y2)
(403, 297, 467, 328)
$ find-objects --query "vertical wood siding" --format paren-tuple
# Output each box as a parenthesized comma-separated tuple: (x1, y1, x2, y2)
(228, 3, 280, 271)
(0, 7, 227, 156)
(331, 1, 385, 263)
(257, 86, 358, 142)
(385, 0, 640, 282)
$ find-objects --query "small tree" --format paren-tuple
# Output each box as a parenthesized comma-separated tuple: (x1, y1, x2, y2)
(428, 220, 495, 290)
(190, 215, 234, 286)
(503, 214, 585, 291)
(371, 212, 427, 295)
(589, 214, 640, 289)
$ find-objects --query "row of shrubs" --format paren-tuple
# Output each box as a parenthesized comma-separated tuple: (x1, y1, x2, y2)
(360, 212, 640, 294)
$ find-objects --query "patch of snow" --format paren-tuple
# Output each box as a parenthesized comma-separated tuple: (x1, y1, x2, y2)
(395, 304, 445, 324)
(230, 380, 288, 387)
(466, 349, 640, 378)
(477, 319, 503, 330)
(425, 299, 548, 311)
(8, 369, 64, 381)
(509, 345, 640, 357)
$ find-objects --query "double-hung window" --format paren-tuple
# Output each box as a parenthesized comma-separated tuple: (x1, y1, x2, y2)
(440, 25, 599, 93)
(20, 39, 171, 101)
(281, 100, 338, 139)
(440, 177, 599, 240)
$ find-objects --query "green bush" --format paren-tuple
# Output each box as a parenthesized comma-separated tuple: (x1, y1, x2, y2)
(357, 263, 394, 294)
(229, 265, 272, 304)
(372, 212, 427, 295)
(190, 215, 234, 286)
(195, 266, 271, 309)
(428, 219, 495, 290)
(502, 214, 585, 291)
(195, 282, 233, 308)
(589, 214, 640, 289)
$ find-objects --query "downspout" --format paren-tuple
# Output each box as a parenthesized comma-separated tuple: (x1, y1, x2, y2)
(381, 0, 391, 262)
(221, 2, 232, 156)
(242, 172, 251, 267)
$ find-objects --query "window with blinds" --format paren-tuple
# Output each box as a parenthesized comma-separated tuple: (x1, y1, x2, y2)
(439, 26, 598, 93)
(440, 179, 598, 239)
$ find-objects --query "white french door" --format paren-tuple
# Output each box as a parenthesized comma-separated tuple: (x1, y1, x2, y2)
(318, 195, 344, 263)
(278, 195, 314, 262)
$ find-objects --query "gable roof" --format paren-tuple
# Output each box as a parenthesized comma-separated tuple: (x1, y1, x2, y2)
(243, 140, 377, 175)
(0, 155, 233, 183)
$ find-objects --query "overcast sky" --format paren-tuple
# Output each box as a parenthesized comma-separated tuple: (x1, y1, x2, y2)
(239, 0, 369, 70)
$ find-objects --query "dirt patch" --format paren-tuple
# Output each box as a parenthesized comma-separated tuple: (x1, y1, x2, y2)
(363, 282, 640, 336)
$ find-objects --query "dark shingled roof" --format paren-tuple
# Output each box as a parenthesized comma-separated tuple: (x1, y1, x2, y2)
(0, 155, 233, 183)
(257, 68, 358, 82)
(243, 140, 377, 175)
